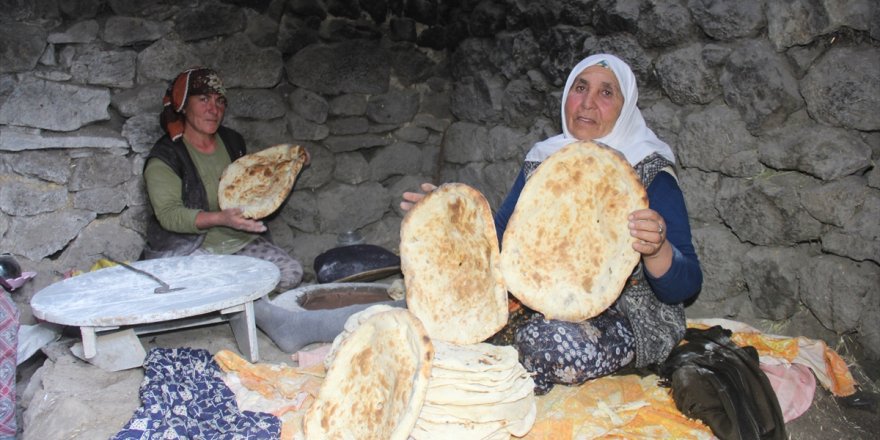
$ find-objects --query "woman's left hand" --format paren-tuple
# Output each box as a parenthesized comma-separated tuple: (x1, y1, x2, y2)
(628, 208, 667, 258)
(629, 208, 673, 277)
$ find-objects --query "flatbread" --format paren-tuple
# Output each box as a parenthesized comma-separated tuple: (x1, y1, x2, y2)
(400, 183, 508, 344)
(431, 340, 521, 373)
(426, 373, 534, 405)
(303, 308, 433, 440)
(412, 419, 508, 440)
(218, 143, 306, 219)
(499, 141, 648, 322)
(418, 395, 534, 424)
(323, 304, 400, 370)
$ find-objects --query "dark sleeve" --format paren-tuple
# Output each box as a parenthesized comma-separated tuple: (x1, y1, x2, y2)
(644, 172, 703, 304)
(493, 166, 527, 243)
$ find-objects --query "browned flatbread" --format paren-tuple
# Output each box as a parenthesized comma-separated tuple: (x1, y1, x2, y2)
(217, 143, 306, 219)
(303, 308, 434, 440)
(499, 141, 648, 322)
(400, 183, 508, 345)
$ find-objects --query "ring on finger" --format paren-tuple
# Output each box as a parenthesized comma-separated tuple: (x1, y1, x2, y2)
(658, 223, 664, 235)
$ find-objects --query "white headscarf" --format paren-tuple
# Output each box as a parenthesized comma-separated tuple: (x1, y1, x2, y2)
(525, 54, 674, 165)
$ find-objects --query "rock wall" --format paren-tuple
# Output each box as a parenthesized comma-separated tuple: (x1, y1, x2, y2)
(1, 0, 878, 366)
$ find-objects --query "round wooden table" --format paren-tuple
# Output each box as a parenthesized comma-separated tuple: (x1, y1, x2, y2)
(32, 255, 280, 368)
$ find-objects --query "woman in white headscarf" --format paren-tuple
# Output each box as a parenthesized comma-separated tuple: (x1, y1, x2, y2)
(403, 54, 702, 394)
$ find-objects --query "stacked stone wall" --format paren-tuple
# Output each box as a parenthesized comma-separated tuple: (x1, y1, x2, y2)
(1, 0, 877, 370)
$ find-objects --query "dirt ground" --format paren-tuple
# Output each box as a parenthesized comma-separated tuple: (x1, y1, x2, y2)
(784, 358, 879, 439)
(15, 322, 880, 439)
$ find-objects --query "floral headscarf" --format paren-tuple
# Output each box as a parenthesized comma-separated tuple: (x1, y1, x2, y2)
(525, 54, 674, 165)
(159, 67, 227, 141)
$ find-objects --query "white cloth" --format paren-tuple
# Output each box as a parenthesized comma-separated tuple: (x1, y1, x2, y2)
(525, 54, 675, 166)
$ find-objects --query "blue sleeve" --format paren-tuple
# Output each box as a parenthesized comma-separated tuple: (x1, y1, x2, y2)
(644, 172, 703, 304)
(493, 166, 526, 243)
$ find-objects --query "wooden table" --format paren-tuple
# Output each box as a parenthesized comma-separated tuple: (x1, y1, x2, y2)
(31, 255, 279, 367)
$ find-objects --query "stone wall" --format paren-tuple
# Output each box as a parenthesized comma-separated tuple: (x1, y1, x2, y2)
(1, 0, 878, 367)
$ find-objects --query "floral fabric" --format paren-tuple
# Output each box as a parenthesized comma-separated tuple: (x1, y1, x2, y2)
(112, 347, 280, 440)
(514, 308, 635, 395)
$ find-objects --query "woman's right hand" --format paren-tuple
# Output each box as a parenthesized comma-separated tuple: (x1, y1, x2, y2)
(197, 208, 267, 233)
(221, 208, 267, 232)
(400, 183, 438, 211)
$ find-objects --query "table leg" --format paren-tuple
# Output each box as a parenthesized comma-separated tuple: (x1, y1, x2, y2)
(72, 329, 146, 371)
(228, 301, 259, 362)
(81, 327, 97, 359)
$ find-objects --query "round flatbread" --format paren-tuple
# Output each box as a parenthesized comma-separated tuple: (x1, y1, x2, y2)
(303, 308, 434, 440)
(323, 304, 400, 370)
(499, 141, 648, 322)
(400, 183, 508, 345)
(430, 340, 521, 373)
(418, 395, 534, 424)
(412, 419, 508, 440)
(218, 143, 306, 219)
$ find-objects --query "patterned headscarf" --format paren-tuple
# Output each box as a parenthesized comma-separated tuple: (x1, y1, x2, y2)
(525, 54, 674, 166)
(159, 67, 227, 141)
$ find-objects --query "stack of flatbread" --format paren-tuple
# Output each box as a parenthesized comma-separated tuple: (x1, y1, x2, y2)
(218, 143, 307, 219)
(396, 183, 536, 439)
(399, 183, 508, 345)
(303, 308, 433, 440)
(500, 141, 648, 321)
(412, 340, 537, 440)
(323, 306, 536, 440)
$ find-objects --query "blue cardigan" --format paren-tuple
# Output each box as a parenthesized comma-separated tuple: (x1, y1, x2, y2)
(493, 167, 702, 304)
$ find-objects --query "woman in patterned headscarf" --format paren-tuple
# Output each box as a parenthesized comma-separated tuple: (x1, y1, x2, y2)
(402, 54, 702, 394)
(143, 67, 305, 291)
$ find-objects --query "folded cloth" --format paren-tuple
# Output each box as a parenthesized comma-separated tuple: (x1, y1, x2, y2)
(112, 347, 280, 440)
(760, 363, 816, 422)
(215, 350, 325, 440)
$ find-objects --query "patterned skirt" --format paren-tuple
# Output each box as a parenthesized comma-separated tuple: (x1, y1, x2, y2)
(489, 298, 635, 395)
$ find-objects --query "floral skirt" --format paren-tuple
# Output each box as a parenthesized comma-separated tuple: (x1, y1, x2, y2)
(489, 300, 635, 395)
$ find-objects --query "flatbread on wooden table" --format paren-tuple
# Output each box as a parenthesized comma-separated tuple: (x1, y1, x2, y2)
(499, 141, 648, 322)
(400, 183, 508, 345)
(303, 308, 434, 440)
(218, 143, 306, 219)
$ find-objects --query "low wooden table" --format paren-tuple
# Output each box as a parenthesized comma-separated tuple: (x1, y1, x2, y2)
(31, 255, 279, 368)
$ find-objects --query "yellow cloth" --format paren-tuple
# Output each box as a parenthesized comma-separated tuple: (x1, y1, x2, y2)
(214, 350, 324, 440)
(525, 374, 713, 439)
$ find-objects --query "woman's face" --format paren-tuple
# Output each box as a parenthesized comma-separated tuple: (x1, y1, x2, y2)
(183, 93, 227, 137)
(564, 65, 624, 141)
